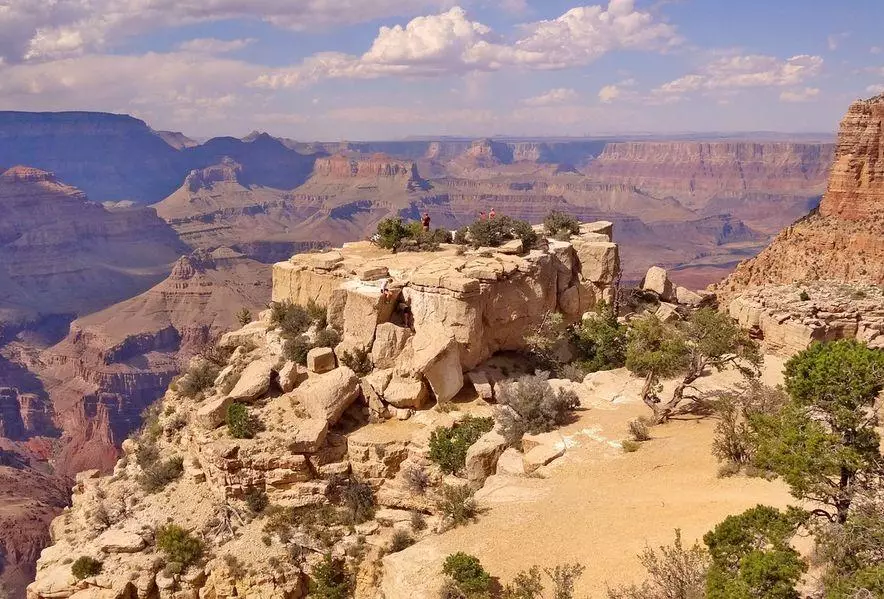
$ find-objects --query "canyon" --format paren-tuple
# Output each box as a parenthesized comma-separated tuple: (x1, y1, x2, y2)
(0, 108, 849, 598)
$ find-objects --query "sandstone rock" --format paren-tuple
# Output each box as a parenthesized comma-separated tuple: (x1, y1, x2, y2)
(309, 252, 343, 270)
(643, 266, 675, 301)
(219, 320, 265, 349)
(384, 375, 430, 410)
(196, 395, 234, 429)
(227, 358, 274, 402)
(522, 431, 565, 453)
(288, 419, 329, 453)
(348, 431, 410, 480)
(340, 282, 398, 350)
(355, 265, 389, 280)
(74, 469, 100, 484)
(580, 221, 613, 239)
(675, 286, 703, 307)
(292, 367, 360, 425)
(406, 335, 463, 403)
(372, 323, 414, 369)
(498, 239, 524, 255)
(495, 447, 525, 476)
(464, 430, 507, 485)
(523, 444, 565, 474)
(466, 370, 494, 402)
(573, 240, 619, 284)
(278, 361, 307, 393)
(655, 302, 681, 323)
(558, 285, 580, 316)
(307, 347, 336, 374)
(96, 529, 145, 553)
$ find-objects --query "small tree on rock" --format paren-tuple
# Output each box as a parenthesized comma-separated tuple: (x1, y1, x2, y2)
(626, 309, 761, 424)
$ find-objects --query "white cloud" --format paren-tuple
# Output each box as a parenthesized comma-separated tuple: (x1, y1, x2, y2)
(523, 88, 578, 106)
(598, 78, 636, 103)
(655, 54, 824, 97)
(779, 87, 820, 103)
(255, 2, 682, 88)
(177, 38, 255, 54)
(2, 0, 458, 63)
(867, 84, 884, 95)
(872, 46, 883, 55)
(827, 32, 850, 51)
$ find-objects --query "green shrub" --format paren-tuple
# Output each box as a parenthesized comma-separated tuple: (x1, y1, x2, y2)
(388, 530, 415, 553)
(306, 300, 328, 329)
(270, 301, 313, 339)
(799, 290, 810, 301)
(628, 418, 652, 442)
(621, 440, 641, 453)
(71, 556, 102, 579)
(544, 211, 580, 237)
(454, 227, 469, 245)
(571, 303, 628, 372)
(139, 456, 184, 493)
(236, 307, 252, 326)
(376, 217, 412, 250)
(178, 361, 220, 398)
(156, 524, 203, 568)
(437, 484, 477, 526)
(468, 215, 536, 249)
(284, 335, 313, 365)
(227, 403, 257, 439)
(429, 415, 494, 474)
(545, 563, 586, 599)
(245, 488, 268, 514)
(340, 347, 373, 377)
(503, 566, 544, 599)
(410, 510, 427, 531)
(443, 553, 492, 597)
(309, 553, 352, 599)
(314, 327, 341, 349)
(607, 530, 709, 599)
(495, 373, 579, 445)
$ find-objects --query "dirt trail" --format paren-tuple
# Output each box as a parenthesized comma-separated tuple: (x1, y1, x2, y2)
(383, 358, 794, 598)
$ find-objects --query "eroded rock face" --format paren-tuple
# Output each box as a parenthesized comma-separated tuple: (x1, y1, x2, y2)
(717, 93, 884, 300)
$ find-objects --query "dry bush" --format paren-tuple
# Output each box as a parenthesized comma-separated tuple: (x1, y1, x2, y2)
(402, 464, 431, 495)
(437, 484, 477, 527)
(607, 530, 709, 599)
(628, 418, 652, 442)
(495, 372, 579, 446)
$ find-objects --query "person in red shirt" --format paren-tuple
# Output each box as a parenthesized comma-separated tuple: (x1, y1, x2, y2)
(478, 211, 487, 220)
(489, 208, 496, 219)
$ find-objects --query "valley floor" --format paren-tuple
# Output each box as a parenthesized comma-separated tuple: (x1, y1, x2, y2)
(383, 357, 794, 598)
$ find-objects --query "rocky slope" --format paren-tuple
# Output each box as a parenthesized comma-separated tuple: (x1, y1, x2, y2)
(717, 93, 884, 298)
(0, 166, 187, 328)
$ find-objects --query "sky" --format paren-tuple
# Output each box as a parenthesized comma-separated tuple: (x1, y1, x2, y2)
(1, 0, 883, 140)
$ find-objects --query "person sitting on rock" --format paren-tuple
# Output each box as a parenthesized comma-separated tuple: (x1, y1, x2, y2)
(421, 212, 431, 232)
(380, 278, 394, 303)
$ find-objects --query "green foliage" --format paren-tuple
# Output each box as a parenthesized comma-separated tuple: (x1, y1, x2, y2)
(236, 307, 252, 326)
(607, 530, 709, 599)
(376, 217, 412, 250)
(799, 290, 811, 302)
(388, 530, 415, 553)
(178, 361, 220, 398)
(495, 373, 579, 445)
(227, 403, 257, 439)
(283, 335, 313, 366)
(625, 315, 690, 380)
(753, 340, 884, 523)
(156, 524, 203, 568)
(375, 217, 449, 252)
(314, 327, 341, 349)
(545, 563, 586, 599)
(711, 381, 788, 469)
(306, 300, 328, 329)
(468, 215, 536, 249)
(454, 227, 469, 245)
(571, 303, 628, 372)
(71, 556, 102, 579)
(703, 505, 806, 599)
(443, 553, 492, 597)
(331, 477, 375, 525)
(309, 553, 352, 599)
(270, 301, 313, 339)
(245, 488, 268, 514)
(523, 312, 569, 371)
(139, 456, 184, 493)
(340, 346, 373, 377)
(437, 484, 478, 526)
(621, 439, 641, 453)
(544, 210, 580, 237)
(429, 415, 494, 474)
(816, 497, 884, 598)
(503, 566, 544, 599)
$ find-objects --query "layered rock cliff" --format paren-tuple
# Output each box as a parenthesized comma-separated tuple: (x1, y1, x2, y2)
(717, 94, 884, 297)
(0, 167, 187, 327)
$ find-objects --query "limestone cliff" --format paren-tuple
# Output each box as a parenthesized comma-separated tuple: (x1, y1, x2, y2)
(717, 94, 884, 298)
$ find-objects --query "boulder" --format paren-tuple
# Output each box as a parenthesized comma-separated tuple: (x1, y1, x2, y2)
(675, 286, 704, 307)
(558, 285, 580, 316)
(464, 430, 507, 485)
(227, 358, 275, 402)
(96, 529, 146, 553)
(355, 265, 389, 280)
(196, 395, 233, 429)
(573, 240, 619, 284)
(580, 221, 613, 239)
(384, 375, 430, 409)
(523, 444, 565, 474)
(292, 367, 361, 425)
(288, 419, 329, 453)
(340, 282, 398, 350)
(655, 302, 681, 323)
(307, 347, 336, 374)
(495, 447, 525, 476)
(372, 323, 413, 369)
(643, 266, 675, 302)
(466, 370, 494, 402)
(279, 361, 307, 392)
(219, 320, 265, 349)
(498, 239, 524, 255)
(309, 252, 343, 270)
(406, 335, 464, 403)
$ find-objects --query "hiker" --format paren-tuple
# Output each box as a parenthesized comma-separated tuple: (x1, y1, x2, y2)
(489, 208, 496, 219)
(380, 278, 394, 303)
(478, 211, 487, 221)
(421, 212, 431, 232)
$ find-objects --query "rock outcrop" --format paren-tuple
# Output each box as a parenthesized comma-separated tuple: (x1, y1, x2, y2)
(717, 93, 884, 300)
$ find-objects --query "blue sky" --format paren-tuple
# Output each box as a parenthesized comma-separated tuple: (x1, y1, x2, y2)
(0, 0, 882, 139)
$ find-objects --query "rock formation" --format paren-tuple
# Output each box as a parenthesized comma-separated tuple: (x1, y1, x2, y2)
(718, 93, 884, 297)
(0, 166, 187, 327)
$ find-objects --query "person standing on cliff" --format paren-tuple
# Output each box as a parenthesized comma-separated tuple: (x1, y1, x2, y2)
(489, 208, 496, 219)
(421, 212, 431, 232)
(478, 211, 487, 221)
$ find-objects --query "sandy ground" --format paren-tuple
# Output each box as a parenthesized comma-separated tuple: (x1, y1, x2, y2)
(383, 357, 795, 598)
